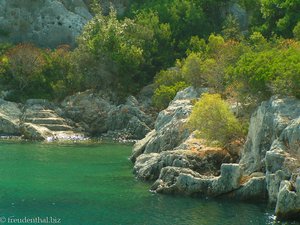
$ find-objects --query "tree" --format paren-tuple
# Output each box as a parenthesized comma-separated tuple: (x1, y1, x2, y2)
(3, 44, 45, 92)
(260, 0, 300, 37)
(293, 21, 300, 40)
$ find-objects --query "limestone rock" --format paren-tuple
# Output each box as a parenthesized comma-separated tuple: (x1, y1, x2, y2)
(131, 87, 206, 160)
(20, 123, 53, 141)
(151, 164, 242, 196)
(131, 130, 156, 162)
(0, 99, 22, 135)
(275, 180, 300, 220)
(20, 100, 85, 141)
(61, 91, 153, 139)
(61, 91, 115, 134)
(240, 96, 300, 174)
(0, 0, 92, 48)
(106, 101, 152, 139)
(134, 148, 231, 181)
(266, 170, 290, 204)
(231, 176, 267, 201)
(238, 96, 300, 219)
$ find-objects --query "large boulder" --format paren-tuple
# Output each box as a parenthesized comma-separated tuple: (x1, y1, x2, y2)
(61, 90, 153, 139)
(275, 178, 300, 220)
(61, 91, 116, 135)
(0, 99, 22, 135)
(0, 0, 92, 48)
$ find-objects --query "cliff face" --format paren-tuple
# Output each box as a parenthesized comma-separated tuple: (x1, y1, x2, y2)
(131, 92, 300, 221)
(0, 0, 92, 48)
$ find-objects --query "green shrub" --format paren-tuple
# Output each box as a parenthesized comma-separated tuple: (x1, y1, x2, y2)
(293, 21, 300, 40)
(152, 67, 188, 109)
(188, 93, 244, 146)
(153, 81, 188, 110)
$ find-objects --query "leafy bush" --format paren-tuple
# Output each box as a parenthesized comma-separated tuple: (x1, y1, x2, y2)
(188, 93, 244, 146)
(153, 82, 188, 110)
(152, 68, 187, 109)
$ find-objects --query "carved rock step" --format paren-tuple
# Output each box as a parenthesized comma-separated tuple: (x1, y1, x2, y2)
(38, 124, 73, 131)
(24, 117, 66, 125)
(23, 110, 57, 119)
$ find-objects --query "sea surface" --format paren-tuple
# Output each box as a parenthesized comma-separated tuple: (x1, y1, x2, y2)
(0, 142, 298, 225)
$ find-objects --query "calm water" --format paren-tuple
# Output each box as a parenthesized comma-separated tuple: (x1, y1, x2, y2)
(0, 142, 298, 225)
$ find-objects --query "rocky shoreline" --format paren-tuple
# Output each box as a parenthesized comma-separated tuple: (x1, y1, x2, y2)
(131, 87, 300, 221)
(0, 87, 156, 142)
(0, 86, 299, 221)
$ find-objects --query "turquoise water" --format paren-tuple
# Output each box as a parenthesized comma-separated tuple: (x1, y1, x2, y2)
(0, 142, 297, 225)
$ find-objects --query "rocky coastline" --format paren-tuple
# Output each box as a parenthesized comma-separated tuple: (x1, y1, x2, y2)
(131, 87, 300, 221)
(0, 86, 299, 221)
(0, 86, 155, 142)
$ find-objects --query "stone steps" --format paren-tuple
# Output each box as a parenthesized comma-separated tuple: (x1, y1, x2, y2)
(20, 103, 85, 141)
(25, 117, 66, 125)
(37, 124, 73, 131)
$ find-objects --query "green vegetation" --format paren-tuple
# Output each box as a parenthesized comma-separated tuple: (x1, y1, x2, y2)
(0, 44, 82, 102)
(152, 67, 187, 109)
(0, 0, 299, 108)
(188, 93, 244, 147)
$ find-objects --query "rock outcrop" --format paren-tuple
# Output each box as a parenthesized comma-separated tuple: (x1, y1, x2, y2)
(275, 178, 300, 220)
(0, 88, 155, 141)
(240, 96, 300, 174)
(151, 164, 242, 196)
(61, 90, 154, 139)
(0, 99, 22, 135)
(132, 93, 300, 221)
(238, 96, 300, 219)
(131, 87, 207, 162)
(134, 147, 231, 181)
(0, 0, 92, 48)
(20, 99, 84, 141)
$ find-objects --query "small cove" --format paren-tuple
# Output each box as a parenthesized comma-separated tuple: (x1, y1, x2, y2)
(0, 141, 297, 225)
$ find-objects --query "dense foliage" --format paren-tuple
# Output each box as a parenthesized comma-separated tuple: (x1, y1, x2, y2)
(0, 0, 299, 107)
(0, 44, 82, 102)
